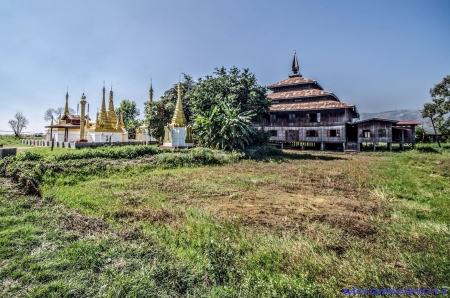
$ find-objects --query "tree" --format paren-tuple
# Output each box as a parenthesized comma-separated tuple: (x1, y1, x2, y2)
(430, 75, 450, 103)
(415, 126, 427, 143)
(422, 101, 444, 146)
(194, 105, 221, 148)
(8, 111, 29, 137)
(142, 74, 195, 143)
(44, 107, 76, 122)
(422, 75, 450, 145)
(115, 100, 141, 139)
(115, 100, 140, 124)
(189, 67, 271, 122)
(159, 73, 197, 123)
(194, 103, 256, 150)
(144, 100, 175, 143)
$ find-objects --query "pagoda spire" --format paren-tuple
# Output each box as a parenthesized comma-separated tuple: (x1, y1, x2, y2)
(290, 52, 301, 78)
(149, 79, 154, 102)
(100, 82, 107, 120)
(64, 87, 70, 117)
(171, 81, 187, 127)
(108, 85, 114, 111)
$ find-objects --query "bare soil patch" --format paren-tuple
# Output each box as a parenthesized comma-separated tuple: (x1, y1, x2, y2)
(151, 153, 384, 237)
(60, 210, 110, 236)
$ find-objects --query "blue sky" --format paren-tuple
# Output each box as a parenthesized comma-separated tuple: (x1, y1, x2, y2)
(1, 0, 449, 133)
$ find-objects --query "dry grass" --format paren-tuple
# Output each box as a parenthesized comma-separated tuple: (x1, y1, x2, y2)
(2, 147, 448, 297)
(115, 153, 384, 239)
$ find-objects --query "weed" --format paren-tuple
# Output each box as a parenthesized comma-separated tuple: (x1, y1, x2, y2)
(0, 145, 449, 297)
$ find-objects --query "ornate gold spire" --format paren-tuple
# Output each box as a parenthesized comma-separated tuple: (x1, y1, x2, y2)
(64, 88, 69, 117)
(171, 82, 187, 127)
(100, 83, 107, 121)
(106, 85, 118, 126)
(108, 85, 114, 111)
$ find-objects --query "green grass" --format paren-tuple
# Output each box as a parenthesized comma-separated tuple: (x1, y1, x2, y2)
(0, 135, 35, 147)
(0, 144, 449, 297)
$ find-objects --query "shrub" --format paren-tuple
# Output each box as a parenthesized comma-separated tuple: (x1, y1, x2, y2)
(16, 151, 43, 161)
(155, 147, 243, 168)
(51, 146, 168, 161)
(0, 146, 243, 195)
(245, 145, 283, 160)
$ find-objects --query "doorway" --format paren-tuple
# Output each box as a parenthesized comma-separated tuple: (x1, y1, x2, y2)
(346, 123, 358, 142)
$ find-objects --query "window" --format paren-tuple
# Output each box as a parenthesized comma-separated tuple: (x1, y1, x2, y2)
(270, 114, 276, 123)
(273, 100, 279, 104)
(306, 130, 318, 137)
(294, 99, 302, 102)
(269, 130, 277, 137)
(327, 130, 340, 137)
(363, 130, 371, 138)
(308, 113, 321, 123)
(286, 130, 299, 141)
(289, 114, 296, 121)
(378, 129, 386, 137)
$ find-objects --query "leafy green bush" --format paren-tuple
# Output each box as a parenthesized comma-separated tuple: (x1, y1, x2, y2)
(16, 151, 43, 161)
(250, 128, 271, 147)
(155, 147, 243, 168)
(51, 146, 168, 161)
(245, 145, 283, 160)
(0, 146, 243, 195)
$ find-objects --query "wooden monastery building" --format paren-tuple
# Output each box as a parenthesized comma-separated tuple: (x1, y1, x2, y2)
(255, 54, 420, 151)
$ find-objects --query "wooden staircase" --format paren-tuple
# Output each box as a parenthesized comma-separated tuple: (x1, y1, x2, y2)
(345, 142, 359, 154)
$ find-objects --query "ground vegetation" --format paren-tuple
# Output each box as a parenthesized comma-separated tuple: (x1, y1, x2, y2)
(0, 144, 448, 297)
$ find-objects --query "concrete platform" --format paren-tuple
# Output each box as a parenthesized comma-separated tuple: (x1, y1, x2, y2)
(0, 148, 17, 159)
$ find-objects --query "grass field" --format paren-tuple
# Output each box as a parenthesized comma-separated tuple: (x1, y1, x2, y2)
(0, 135, 36, 148)
(0, 144, 449, 297)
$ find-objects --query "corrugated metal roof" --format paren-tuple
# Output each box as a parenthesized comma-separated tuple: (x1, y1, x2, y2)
(270, 101, 354, 111)
(396, 120, 421, 125)
(268, 89, 333, 100)
(353, 118, 398, 124)
(268, 77, 316, 88)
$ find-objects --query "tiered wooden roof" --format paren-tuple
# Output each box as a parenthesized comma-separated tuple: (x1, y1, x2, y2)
(270, 101, 354, 111)
(268, 77, 316, 88)
(267, 53, 357, 114)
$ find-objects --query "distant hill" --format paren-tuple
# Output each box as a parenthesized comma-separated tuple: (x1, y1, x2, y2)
(359, 109, 422, 121)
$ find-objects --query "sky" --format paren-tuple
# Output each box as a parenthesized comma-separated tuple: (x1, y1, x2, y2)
(1, 0, 449, 133)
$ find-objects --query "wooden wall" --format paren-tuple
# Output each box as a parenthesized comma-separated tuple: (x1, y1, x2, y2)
(358, 121, 393, 143)
(258, 125, 347, 143)
(263, 108, 353, 127)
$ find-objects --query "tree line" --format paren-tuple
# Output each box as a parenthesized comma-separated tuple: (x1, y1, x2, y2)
(21, 66, 270, 150)
(144, 67, 271, 150)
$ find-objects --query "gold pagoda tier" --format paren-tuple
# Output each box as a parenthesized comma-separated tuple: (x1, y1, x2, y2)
(162, 81, 193, 147)
(84, 85, 128, 142)
(88, 86, 122, 133)
(171, 82, 187, 127)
